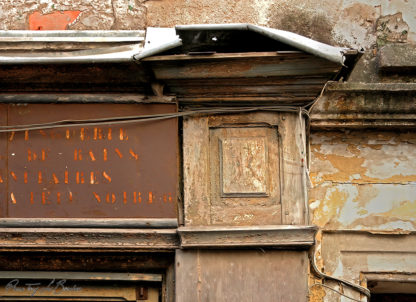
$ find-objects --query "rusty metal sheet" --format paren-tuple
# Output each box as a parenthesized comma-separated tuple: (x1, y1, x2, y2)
(0, 103, 177, 218)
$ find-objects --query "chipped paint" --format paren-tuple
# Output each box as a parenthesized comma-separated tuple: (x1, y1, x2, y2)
(310, 131, 416, 231)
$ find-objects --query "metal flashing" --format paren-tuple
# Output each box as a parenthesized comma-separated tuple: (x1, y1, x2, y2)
(0, 44, 141, 64)
(0, 25, 358, 65)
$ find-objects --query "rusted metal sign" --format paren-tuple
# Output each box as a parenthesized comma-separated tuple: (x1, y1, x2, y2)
(0, 103, 177, 218)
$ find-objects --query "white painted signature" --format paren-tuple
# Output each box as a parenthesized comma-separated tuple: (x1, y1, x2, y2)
(5, 279, 82, 296)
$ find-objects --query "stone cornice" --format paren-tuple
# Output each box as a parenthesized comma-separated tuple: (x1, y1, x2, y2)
(310, 82, 416, 129)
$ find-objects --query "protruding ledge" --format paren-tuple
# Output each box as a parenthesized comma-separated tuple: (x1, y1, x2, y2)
(311, 82, 416, 129)
(0, 228, 179, 252)
(178, 225, 317, 249)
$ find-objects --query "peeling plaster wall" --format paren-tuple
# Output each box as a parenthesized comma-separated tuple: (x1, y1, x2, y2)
(0, 0, 147, 30)
(309, 130, 416, 302)
(310, 130, 416, 231)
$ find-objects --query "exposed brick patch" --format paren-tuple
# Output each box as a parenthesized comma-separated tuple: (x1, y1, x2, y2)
(28, 11, 81, 30)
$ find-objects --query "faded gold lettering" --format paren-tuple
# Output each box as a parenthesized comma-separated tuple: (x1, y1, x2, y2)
(89, 150, 96, 162)
(115, 148, 123, 159)
(93, 192, 101, 203)
(10, 171, 17, 181)
(11, 192, 16, 204)
(129, 149, 139, 160)
(9, 131, 14, 142)
(103, 148, 108, 161)
(52, 173, 59, 184)
(102, 171, 111, 183)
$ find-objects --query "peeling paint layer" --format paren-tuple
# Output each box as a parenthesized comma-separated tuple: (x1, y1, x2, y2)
(310, 131, 416, 231)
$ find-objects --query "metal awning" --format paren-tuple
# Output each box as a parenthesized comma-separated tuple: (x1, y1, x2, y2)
(0, 24, 358, 65)
(0, 30, 145, 64)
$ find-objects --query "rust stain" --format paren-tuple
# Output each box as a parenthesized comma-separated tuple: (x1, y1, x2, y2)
(65, 171, 69, 184)
(148, 192, 153, 203)
(123, 192, 127, 204)
(24, 131, 29, 141)
(57, 192, 61, 204)
(38, 171, 42, 184)
(108, 128, 112, 140)
(30, 192, 34, 204)
(10, 171, 17, 181)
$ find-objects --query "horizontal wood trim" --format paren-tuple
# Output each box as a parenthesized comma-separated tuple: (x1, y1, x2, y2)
(0, 218, 178, 229)
(142, 51, 305, 61)
(0, 228, 179, 252)
(0, 271, 162, 282)
(178, 225, 317, 249)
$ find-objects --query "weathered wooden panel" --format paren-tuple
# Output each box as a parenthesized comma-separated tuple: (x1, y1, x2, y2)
(145, 53, 341, 79)
(175, 250, 309, 302)
(220, 136, 268, 196)
(0, 63, 150, 92)
(0, 228, 179, 251)
(0, 103, 178, 219)
(183, 112, 307, 226)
